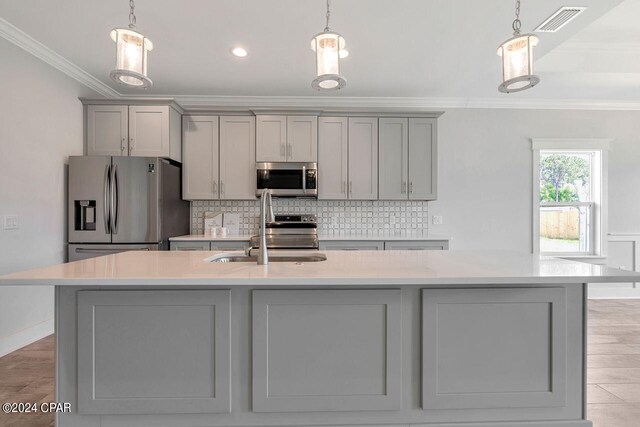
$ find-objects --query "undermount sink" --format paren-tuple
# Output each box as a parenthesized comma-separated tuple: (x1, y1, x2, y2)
(207, 253, 327, 263)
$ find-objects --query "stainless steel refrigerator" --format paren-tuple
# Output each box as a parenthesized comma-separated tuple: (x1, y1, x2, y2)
(67, 156, 189, 261)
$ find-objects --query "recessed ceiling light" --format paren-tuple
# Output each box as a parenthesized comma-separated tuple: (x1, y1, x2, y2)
(231, 47, 248, 57)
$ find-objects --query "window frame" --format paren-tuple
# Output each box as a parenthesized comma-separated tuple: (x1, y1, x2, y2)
(532, 139, 610, 257)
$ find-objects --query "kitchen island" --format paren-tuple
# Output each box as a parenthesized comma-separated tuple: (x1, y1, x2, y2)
(1, 250, 638, 427)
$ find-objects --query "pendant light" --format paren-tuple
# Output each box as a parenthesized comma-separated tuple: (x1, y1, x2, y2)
(497, 0, 539, 93)
(109, 0, 154, 88)
(310, 0, 347, 91)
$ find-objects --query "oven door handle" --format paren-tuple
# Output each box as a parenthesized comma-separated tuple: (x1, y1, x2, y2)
(302, 165, 306, 194)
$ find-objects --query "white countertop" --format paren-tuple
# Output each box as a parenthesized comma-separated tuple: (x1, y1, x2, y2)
(169, 233, 451, 242)
(1, 250, 637, 287)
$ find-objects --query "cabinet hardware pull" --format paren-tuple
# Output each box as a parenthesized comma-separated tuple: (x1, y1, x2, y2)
(221, 182, 225, 195)
(342, 181, 346, 194)
(402, 181, 406, 194)
(213, 180, 218, 195)
(121, 137, 126, 152)
(409, 182, 413, 194)
(349, 181, 353, 195)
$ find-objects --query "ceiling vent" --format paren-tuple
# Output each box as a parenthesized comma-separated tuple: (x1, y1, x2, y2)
(534, 6, 587, 32)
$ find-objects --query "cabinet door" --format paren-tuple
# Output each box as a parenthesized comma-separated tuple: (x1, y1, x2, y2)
(408, 118, 437, 200)
(348, 117, 378, 200)
(384, 240, 449, 250)
(77, 290, 231, 414)
(319, 241, 384, 251)
(421, 288, 567, 410)
(87, 105, 128, 156)
(182, 116, 219, 200)
(252, 289, 401, 412)
(129, 105, 169, 157)
(170, 241, 211, 251)
(318, 117, 348, 199)
(287, 116, 318, 162)
(379, 118, 408, 200)
(219, 116, 256, 200)
(256, 115, 287, 162)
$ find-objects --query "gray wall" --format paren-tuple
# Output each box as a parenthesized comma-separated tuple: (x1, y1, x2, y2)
(0, 38, 98, 356)
(430, 108, 640, 251)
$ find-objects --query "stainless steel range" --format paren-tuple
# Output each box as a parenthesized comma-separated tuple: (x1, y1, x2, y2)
(250, 214, 318, 250)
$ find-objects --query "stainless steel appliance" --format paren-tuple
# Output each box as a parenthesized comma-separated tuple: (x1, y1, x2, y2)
(250, 214, 318, 250)
(67, 156, 189, 261)
(256, 162, 317, 197)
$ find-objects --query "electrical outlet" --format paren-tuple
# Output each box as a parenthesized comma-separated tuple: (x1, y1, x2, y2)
(432, 215, 443, 225)
(3, 215, 19, 230)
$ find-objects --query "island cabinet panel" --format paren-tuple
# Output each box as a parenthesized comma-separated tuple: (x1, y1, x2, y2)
(421, 287, 567, 411)
(77, 290, 231, 415)
(252, 289, 402, 412)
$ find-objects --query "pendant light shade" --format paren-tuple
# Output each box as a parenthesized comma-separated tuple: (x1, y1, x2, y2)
(497, 0, 539, 93)
(110, 0, 153, 88)
(311, 31, 346, 90)
(310, 0, 347, 91)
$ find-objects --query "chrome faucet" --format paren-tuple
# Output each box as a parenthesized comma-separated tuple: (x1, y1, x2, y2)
(258, 188, 274, 265)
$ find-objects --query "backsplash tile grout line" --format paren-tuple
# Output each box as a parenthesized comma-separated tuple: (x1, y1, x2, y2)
(190, 200, 429, 235)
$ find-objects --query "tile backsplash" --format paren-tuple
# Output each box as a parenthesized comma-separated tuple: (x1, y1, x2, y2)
(190, 200, 429, 235)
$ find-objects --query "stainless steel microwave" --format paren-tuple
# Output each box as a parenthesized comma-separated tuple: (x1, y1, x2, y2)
(256, 162, 318, 197)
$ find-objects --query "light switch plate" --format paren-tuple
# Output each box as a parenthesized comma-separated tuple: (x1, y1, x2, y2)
(432, 215, 443, 225)
(3, 215, 19, 230)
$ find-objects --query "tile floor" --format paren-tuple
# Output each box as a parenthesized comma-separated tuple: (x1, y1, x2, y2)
(0, 300, 638, 427)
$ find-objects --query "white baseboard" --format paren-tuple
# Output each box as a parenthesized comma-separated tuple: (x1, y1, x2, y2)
(588, 285, 640, 299)
(0, 318, 54, 357)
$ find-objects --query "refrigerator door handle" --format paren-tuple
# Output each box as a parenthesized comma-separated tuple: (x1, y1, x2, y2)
(110, 164, 119, 234)
(103, 164, 111, 234)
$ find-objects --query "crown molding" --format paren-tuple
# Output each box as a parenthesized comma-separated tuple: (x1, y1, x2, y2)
(0, 17, 120, 98)
(148, 95, 640, 112)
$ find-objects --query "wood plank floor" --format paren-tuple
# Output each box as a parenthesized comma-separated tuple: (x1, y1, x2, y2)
(0, 299, 638, 426)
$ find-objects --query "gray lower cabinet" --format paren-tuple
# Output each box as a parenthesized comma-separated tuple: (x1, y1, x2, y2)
(210, 241, 250, 251)
(422, 287, 567, 410)
(318, 240, 385, 251)
(252, 289, 402, 412)
(170, 241, 211, 251)
(170, 240, 250, 251)
(77, 290, 231, 415)
(385, 240, 449, 250)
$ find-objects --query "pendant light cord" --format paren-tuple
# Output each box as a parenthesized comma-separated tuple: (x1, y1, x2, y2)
(512, 0, 521, 35)
(128, 0, 137, 29)
(325, 0, 331, 32)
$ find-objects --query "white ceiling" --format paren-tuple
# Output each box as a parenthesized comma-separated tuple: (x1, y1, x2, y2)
(0, 0, 634, 105)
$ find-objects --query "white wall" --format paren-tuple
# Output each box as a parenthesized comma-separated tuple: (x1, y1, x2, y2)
(430, 108, 640, 250)
(0, 38, 98, 356)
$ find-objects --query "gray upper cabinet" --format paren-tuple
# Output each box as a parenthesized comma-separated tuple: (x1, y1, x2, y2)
(182, 116, 219, 200)
(348, 117, 379, 200)
(379, 117, 437, 201)
(256, 115, 318, 162)
(408, 118, 437, 200)
(379, 118, 409, 200)
(318, 117, 348, 200)
(252, 289, 402, 413)
(77, 290, 231, 415)
(86, 105, 128, 156)
(219, 116, 256, 199)
(86, 104, 181, 162)
(256, 115, 287, 162)
(287, 116, 318, 162)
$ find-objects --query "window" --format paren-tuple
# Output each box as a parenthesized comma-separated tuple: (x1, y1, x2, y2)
(532, 139, 609, 256)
